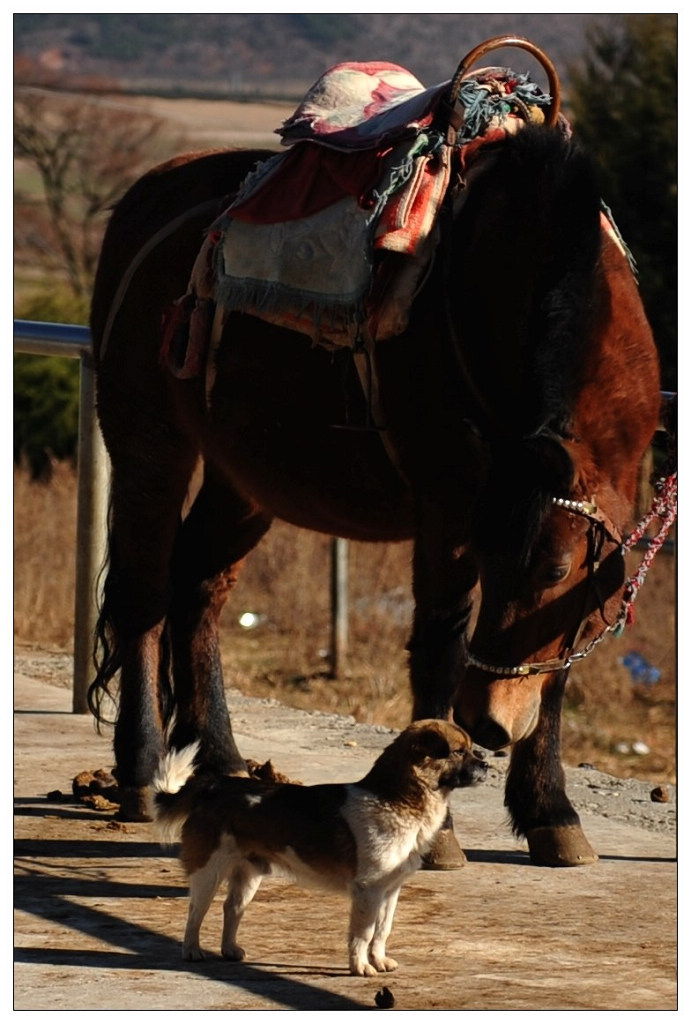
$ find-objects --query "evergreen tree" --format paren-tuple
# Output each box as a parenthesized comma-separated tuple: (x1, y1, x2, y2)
(14, 353, 80, 479)
(568, 14, 677, 389)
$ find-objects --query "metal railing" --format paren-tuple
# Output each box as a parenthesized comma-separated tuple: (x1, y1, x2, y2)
(14, 319, 108, 713)
(13, 320, 350, 704)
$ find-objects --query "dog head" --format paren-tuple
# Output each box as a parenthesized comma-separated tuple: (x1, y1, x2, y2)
(403, 719, 488, 791)
(367, 719, 488, 796)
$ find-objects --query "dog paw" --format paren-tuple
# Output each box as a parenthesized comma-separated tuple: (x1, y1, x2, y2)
(350, 960, 378, 977)
(370, 955, 398, 973)
(221, 944, 246, 962)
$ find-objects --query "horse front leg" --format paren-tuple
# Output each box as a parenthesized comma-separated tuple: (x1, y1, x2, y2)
(505, 669, 597, 866)
(167, 472, 272, 774)
(407, 528, 478, 869)
(408, 599, 475, 870)
(408, 599, 476, 722)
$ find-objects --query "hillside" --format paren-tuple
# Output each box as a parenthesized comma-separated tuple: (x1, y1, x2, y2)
(14, 12, 616, 99)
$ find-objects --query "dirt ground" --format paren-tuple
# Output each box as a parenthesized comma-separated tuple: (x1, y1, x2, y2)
(14, 652, 677, 1013)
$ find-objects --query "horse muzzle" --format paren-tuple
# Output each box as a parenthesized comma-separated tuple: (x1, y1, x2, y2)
(455, 668, 543, 750)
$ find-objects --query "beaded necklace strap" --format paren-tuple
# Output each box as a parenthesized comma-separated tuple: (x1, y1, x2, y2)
(467, 476, 677, 678)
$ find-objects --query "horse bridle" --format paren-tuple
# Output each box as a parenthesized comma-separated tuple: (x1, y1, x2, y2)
(466, 496, 626, 678)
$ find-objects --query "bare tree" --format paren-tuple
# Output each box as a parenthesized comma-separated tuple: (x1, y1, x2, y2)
(14, 83, 171, 300)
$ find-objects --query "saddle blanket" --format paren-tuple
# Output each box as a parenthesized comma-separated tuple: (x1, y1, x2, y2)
(163, 60, 556, 371)
(214, 135, 451, 346)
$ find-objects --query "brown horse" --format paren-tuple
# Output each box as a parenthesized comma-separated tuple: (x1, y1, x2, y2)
(89, 123, 660, 867)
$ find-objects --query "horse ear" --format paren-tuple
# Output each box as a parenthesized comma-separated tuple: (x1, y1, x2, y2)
(525, 431, 576, 495)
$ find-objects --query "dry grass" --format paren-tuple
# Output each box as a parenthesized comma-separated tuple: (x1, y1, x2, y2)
(14, 463, 77, 645)
(14, 464, 676, 783)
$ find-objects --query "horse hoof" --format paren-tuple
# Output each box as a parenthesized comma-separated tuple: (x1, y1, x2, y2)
(423, 827, 467, 870)
(115, 786, 153, 822)
(526, 825, 598, 866)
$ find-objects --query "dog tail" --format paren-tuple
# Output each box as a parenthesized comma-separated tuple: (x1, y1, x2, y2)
(151, 741, 201, 844)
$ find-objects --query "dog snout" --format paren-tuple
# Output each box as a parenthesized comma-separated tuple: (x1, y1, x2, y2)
(468, 756, 489, 783)
(446, 751, 489, 788)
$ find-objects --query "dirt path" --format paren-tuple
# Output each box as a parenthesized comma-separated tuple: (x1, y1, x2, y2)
(14, 654, 677, 1012)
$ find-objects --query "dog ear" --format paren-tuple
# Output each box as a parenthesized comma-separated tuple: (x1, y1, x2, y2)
(411, 727, 451, 762)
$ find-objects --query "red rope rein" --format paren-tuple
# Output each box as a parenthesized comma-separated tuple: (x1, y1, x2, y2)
(615, 471, 678, 632)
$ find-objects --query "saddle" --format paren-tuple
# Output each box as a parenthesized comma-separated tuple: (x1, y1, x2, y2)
(161, 37, 563, 379)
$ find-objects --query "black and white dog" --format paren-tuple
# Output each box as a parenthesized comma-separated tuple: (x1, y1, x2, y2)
(152, 719, 487, 976)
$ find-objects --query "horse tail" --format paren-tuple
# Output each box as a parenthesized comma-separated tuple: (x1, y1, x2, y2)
(88, 511, 175, 730)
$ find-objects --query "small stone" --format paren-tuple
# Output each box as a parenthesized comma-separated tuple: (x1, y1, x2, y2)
(578, 762, 597, 770)
(375, 986, 395, 1009)
(632, 741, 650, 755)
(650, 786, 669, 803)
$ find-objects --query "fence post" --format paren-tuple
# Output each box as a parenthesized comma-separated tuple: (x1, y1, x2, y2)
(330, 537, 349, 678)
(14, 320, 109, 714)
(71, 350, 108, 713)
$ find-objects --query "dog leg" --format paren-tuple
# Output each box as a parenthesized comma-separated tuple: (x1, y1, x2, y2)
(183, 864, 223, 961)
(368, 887, 401, 973)
(349, 884, 395, 977)
(221, 860, 264, 962)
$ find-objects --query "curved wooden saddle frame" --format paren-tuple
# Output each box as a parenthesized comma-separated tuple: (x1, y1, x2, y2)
(449, 34, 562, 125)
(440, 35, 561, 145)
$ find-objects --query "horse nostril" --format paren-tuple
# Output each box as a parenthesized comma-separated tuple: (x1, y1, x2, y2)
(470, 718, 511, 753)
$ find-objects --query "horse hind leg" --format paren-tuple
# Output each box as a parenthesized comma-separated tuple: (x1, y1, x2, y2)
(167, 469, 272, 775)
(90, 442, 200, 821)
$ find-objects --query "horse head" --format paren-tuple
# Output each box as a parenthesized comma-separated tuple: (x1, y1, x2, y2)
(441, 125, 660, 753)
(455, 430, 633, 749)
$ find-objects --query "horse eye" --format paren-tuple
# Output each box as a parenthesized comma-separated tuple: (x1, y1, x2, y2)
(542, 563, 571, 586)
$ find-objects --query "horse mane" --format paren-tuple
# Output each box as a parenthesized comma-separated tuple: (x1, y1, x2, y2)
(453, 124, 603, 442)
(453, 126, 604, 563)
